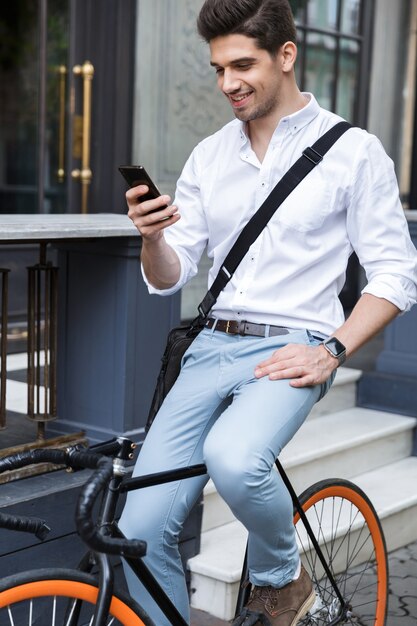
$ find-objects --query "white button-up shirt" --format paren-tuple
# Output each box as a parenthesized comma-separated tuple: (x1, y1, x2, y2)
(143, 94, 417, 336)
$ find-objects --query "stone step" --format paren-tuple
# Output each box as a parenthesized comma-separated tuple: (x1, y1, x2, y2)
(281, 408, 416, 493)
(189, 456, 417, 620)
(202, 408, 416, 532)
(354, 456, 417, 552)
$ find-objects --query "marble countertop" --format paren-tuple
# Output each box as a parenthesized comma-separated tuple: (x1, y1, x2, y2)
(0, 214, 139, 241)
(1, 210, 416, 241)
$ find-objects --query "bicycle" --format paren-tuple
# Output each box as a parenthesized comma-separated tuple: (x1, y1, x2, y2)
(0, 436, 388, 625)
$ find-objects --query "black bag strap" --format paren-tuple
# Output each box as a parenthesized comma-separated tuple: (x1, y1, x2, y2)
(197, 120, 351, 319)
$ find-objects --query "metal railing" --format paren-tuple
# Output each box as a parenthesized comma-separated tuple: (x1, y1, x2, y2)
(0, 269, 10, 429)
(0, 246, 86, 482)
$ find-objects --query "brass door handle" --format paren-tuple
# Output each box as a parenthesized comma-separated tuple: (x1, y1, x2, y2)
(57, 65, 67, 182)
(71, 60, 94, 213)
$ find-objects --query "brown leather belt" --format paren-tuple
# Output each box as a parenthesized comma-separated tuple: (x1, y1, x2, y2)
(205, 318, 290, 337)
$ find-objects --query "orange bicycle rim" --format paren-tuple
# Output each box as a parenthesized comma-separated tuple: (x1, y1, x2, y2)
(293, 484, 388, 626)
(0, 579, 146, 626)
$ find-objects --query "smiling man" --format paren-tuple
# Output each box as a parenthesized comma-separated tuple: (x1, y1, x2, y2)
(120, 2, 417, 625)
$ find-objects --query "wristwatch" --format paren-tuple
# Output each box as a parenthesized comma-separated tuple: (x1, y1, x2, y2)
(321, 336, 347, 366)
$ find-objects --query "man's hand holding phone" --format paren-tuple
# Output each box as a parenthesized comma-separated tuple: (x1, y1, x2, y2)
(119, 165, 180, 241)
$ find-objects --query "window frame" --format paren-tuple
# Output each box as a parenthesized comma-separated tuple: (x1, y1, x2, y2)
(292, 0, 375, 127)
(410, 80, 417, 210)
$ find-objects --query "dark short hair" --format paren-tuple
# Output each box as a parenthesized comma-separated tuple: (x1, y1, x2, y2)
(197, 0, 297, 56)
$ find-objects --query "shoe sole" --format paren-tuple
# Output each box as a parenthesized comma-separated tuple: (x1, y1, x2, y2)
(291, 589, 316, 626)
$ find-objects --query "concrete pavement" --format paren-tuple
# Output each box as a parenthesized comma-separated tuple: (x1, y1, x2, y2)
(387, 541, 417, 625)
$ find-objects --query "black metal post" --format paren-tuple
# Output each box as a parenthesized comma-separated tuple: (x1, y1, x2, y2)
(27, 244, 59, 439)
(0, 269, 10, 429)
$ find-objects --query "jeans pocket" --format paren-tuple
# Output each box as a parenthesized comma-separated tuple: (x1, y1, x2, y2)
(305, 329, 325, 346)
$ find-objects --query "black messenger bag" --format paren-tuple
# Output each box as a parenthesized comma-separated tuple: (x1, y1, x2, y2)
(145, 121, 351, 431)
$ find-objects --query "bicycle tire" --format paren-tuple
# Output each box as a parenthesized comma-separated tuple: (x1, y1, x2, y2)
(294, 478, 388, 626)
(0, 567, 155, 626)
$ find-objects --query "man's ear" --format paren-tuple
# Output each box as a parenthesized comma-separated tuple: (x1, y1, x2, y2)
(280, 41, 297, 73)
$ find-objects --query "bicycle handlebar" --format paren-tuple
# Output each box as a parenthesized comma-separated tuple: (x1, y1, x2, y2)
(0, 447, 69, 473)
(0, 512, 50, 540)
(0, 448, 70, 541)
(74, 453, 146, 559)
(0, 446, 146, 558)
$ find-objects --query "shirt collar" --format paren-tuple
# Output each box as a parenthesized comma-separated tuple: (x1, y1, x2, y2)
(238, 92, 321, 146)
(279, 93, 320, 136)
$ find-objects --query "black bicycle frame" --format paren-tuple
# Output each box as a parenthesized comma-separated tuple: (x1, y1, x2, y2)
(74, 438, 348, 626)
(77, 460, 208, 626)
(116, 464, 208, 626)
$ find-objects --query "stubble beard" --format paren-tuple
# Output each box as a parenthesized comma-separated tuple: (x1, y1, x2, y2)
(232, 91, 280, 123)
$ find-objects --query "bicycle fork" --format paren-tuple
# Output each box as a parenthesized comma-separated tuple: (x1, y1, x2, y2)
(66, 455, 129, 626)
(64, 507, 119, 626)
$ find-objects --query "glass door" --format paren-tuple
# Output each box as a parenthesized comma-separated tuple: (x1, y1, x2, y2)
(0, 0, 70, 214)
(0, 0, 136, 216)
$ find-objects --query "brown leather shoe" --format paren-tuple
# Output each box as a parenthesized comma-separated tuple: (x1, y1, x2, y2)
(232, 565, 315, 626)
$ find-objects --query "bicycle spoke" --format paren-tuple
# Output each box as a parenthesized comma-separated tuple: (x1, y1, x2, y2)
(346, 552, 376, 604)
(326, 506, 362, 570)
(65, 599, 78, 626)
(7, 607, 15, 626)
(344, 521, 369, 567)
(344, 501, 353, 599)
(346, 530, 373, 571)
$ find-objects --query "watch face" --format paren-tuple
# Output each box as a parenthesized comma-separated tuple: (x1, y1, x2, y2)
(325, 337, 346, 357)
(324, 337, 346, 358)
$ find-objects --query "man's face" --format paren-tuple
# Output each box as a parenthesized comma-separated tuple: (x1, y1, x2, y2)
(209, 34, 284, 123)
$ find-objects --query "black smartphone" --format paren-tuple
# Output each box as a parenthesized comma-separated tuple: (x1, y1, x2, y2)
(118, 165, 168, 212)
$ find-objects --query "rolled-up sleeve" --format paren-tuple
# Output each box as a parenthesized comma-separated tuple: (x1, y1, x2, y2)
(141, 145, 209, 296)
(347, 135, 417, 312)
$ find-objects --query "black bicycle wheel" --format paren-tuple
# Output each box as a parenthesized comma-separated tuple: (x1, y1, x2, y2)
(0, 568, 155, 626)
(295, 478, 388, 626)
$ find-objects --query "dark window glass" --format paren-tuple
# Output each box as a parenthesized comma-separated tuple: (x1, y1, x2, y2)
(336, 38, 360, 121)
(0, 2, 39, 213)
(341, 0, 361, 35)
(0, 0, 69, 215)
(307, 0, 339, 31)
(305, 33, 337, 111)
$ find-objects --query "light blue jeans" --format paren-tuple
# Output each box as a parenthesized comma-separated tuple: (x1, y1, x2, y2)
(119, 328, 333, 626)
